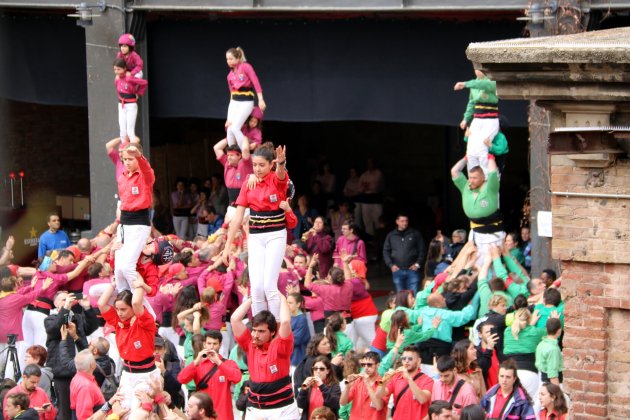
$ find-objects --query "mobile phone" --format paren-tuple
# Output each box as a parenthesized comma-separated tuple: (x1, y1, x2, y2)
(399, 327, 404, 334)
(74, 292, 83, 300)
(63, 313, 71, 325)
(489, 326, 499, 337)
(154, 354, 162, 363)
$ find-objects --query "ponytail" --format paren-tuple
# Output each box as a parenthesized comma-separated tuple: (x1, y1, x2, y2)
(236, 46, 247, 62)
(324, 313, 344, 352)
(511, 308, 531, 340)
(226, 46, 247, 63)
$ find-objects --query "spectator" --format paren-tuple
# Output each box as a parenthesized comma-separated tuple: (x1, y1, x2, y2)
(287, 293, 311, 370)
(171, 179, 193, 240)
(69, 350, 105, 420)
(293, 334, 343, 398)
(538, 383, 567, 420)
(446, 229, 467, 262)
(204, 207, 224, 236)
(293, 195, 318, 244)
(4, 393, 39, 420)
(376, 346, 434, 420)
(44, 292, 98, 420)
(383, 213, 426, 294)
(329, 201, 352, 240)
(296, 356, 340, 420)
(190, 189, 210, 237)
(87, 338, 115, 388)
(2, 364, 56, 420)
(187, 392, 217, 420)
(428, 400, 453, 420)
(208, 174, 228, 216)
(342, 168, 361, 203)
(540, 270, 557, 289)
(301, 217, 333, 278)
(309, 406, 336, 420)
(504, 232, 525, 266)
(354, 158, 385, 237)
(37, 213, 70, 258)
(333, 221, 367, 266)
(340, 351, 387, 420)
(475, 322, 500, 390)
(519, 227, 531, 273)
(460, 404, 487, 420)
(480, 359, 535, 420)
(23, 347, 52, 400)
(431, 355, 479, 417)
(177, 330, 241, 420)
(153, 336, 184, 409)
(451, 339, 486, 399)
(424, 239, 444, 279)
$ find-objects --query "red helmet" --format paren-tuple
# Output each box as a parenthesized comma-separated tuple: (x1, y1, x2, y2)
(250, 106, 263, 121)
(118, 33, 136, 47)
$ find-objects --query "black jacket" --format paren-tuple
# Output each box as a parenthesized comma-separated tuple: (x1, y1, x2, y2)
(15, 408, 40, 420)
(293, 355, 343, 398)
(161, 340, 184, 408)
(44, 306, 98, 379)
(383, 228, 426, 269)
(296, 382, 341, 420)
(93, 355, 116, 387)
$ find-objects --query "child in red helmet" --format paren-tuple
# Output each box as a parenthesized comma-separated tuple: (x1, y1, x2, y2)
(117, 33, 144, 78)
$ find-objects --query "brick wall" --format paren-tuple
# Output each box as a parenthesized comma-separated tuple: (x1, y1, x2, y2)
(550, 157, 630, 419)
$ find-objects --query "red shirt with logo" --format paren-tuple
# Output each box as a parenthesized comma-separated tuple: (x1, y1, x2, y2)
(117, 155, 154, 212)
(101, 305, 156, 362)
(235, 329, 293, 383)
(235, 171, 289, 212)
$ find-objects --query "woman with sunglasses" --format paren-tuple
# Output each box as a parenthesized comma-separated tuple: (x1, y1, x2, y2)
(297, 356, 341, 420)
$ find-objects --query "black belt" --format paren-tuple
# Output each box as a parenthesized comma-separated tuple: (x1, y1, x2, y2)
(120, 208, 151, 226)
(249, 209, 286, 234)
(122, 356, 156, 373)
(26, 305, 50, 315)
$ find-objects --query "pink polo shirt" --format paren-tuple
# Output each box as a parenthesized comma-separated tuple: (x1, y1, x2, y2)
(333, 235, 367, 266)
(431, 374, 479, 416)
(219, 155, 253, 190)
(70, 371, 105, 420)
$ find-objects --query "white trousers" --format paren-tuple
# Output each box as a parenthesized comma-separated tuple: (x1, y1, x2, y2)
(115, 224, 151, 291)
(467, 118, 499, 175)
(172, 216, 189, 240)
(350, 315, 377, 351)
(119, 368, 161, 409)
(22, 310, 48, 348)
(354, 203, 382, 236)
(245, 401, 300, 420)
(248, 229, 287, 319)
(226, 100, 254, 150)
(469, 230, 506, 267)
(118, 102, 138, 141)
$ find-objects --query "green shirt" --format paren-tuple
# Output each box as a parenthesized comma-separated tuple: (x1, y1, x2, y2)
(503, 325, 546, 355)
(453, 171, 500, 220)
(463, 77, 499, 123)
(535, 337, 563, 378)
(386, 325, 436, 350)
(332, 331, 354, 356)
(534, 303, 565, 328)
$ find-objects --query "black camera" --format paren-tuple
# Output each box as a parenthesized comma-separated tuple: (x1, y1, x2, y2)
(7, 334, 17, 346)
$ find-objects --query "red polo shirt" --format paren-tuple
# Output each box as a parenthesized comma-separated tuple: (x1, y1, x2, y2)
(70, 371, 105, 420)
(235, 171, 289, 212)
(101, 306, 156, 362)
(385, 371, 433, 420)
(117, 155, 154, 212)
(235, 329, 293, 383)
(347, 376, 388, 420)
(177, 358, 242, 420)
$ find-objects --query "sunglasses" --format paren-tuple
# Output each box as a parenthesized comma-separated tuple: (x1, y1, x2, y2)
(313, 367, 327, 371)
(400, 356, 415, 362)
(360, 363, 375, 367)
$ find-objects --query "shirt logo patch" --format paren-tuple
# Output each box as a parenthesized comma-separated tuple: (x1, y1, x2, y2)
(269, 365, 278, 374)
(134, 340, 142, 349)
(269, 194, 278, 203)
(480, 199, 488, 208)
(131, 186, 139, 195)
(219, 376, 226, 383)
(239, 74, 244, 81)
(236, 173, 241, 181)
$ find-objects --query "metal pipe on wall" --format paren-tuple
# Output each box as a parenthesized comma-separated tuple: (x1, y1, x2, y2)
(550, 191, 630, 199)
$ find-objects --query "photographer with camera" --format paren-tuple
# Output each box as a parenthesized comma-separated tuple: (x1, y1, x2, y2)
(44, 292, 98, 420)
(177, 330, 241, 420)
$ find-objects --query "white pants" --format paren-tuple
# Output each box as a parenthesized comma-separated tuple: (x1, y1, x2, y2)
(118, 102, 138, 141)
(115, 224, 151, 292)
(226, 100, 254, 150)
(245, 401, 300, 420)
(469, 230, 505, 267)
(22, 310, 48, 348)
(467, 118, 499, 175)
(220, 323, 235, 359)
(172, 216, 189, 240)
(119, 368, 161, 410)
(158, 327, 181, 355)
(248, 229, 287, 319)
(350, 315, 377, 351)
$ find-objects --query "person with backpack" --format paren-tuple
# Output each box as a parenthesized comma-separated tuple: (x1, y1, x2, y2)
(431, 356, 479, 417)
(375, 346, 434, 420)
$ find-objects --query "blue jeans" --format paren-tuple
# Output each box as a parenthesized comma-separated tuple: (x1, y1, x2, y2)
(392, 269, 420, 294)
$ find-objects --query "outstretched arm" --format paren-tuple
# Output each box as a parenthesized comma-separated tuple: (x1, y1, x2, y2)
(278, 294, 291, 339)
(230, 290, 252, 338)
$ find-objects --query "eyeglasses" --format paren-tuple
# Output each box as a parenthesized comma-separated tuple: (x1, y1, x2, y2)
(400, 356, 415, 362)
(360, 363, 375, 367)
(313, 367, 327, 371)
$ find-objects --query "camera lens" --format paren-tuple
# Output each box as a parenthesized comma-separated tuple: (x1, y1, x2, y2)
(201, 353, 208, 358)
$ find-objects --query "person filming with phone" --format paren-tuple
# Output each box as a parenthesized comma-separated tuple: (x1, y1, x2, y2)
(177, 330, 241, 420)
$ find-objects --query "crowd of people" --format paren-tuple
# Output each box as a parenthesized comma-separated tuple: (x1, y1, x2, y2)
(0, 43, 570, 420)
